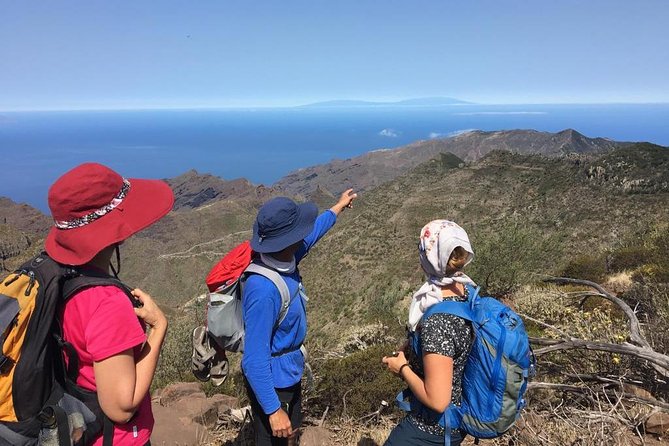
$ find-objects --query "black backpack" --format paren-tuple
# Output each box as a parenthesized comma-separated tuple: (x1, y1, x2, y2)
(0, 252, 135, 446)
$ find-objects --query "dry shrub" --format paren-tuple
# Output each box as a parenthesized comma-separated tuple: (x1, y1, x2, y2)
(513, 285, 633, 377)
(514, 285, 627, 342)
(312, 344, 404, 419)
(497, 406, 647, 446)
(333, 323, 399, 356)
(328, 417, 395, 446)
(623, 283, 669, 353)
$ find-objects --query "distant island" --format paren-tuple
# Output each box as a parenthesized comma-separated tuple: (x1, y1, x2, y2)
(299, 97, 473, 108)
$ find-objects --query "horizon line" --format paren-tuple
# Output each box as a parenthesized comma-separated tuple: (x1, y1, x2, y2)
(2, 100, 669, 113)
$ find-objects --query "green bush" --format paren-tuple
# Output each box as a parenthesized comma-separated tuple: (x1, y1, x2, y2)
(560, 254, 607, 283)
(312, 344, 404, 418)
(153, 312, 199, 391)
(608, 222, 669, 282)
(469, 221, 563, 296)
(609, 247, 651, 272)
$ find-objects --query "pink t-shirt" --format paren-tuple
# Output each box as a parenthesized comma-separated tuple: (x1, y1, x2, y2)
(61, 285, 153, 445)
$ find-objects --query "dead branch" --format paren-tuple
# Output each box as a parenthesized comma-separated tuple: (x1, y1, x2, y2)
(529, 337, 562, 346)
(533, 338, 669, 371)
(540, 277, 669, 377)
(544, 277, 647, 348)
(342, 389, 353, 418)
(357, 400, 389, 424)
(518, 312, 570, 338)
(529, 382, 669, 411)
(318, 406, 329, 427)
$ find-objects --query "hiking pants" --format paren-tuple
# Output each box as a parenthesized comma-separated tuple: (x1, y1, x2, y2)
(384, 417, 464, 446)
(245, 380, 302, 446)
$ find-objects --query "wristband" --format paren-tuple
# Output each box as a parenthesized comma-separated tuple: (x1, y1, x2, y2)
(398, 363, 412, 377)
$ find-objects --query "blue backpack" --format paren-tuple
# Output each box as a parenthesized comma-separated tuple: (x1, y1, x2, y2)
(396, 285, 535, 446)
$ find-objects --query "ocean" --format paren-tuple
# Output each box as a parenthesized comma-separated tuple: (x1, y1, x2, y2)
(1, 103, 668, 211)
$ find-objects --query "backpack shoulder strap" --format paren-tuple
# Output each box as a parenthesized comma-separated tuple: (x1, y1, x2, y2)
(244, 263, 292, 326)
(62, 268, 133, 303)
(423, 284, 482, 322)
(58, 273, 135, 382)
(423, 299, 475, 322)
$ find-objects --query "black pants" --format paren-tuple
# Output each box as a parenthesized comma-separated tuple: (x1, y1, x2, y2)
(245, 379, 302, 446)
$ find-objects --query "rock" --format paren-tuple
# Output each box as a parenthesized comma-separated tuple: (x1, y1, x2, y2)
(300, 426, 334, 446)
(151, 403, 211, 446)
(209, 393, 240, 415)
(159, 382, 203, 407)
(646, 412, 669, 436)
(170, 394, 220, 428)
(622, 383, 654, 401)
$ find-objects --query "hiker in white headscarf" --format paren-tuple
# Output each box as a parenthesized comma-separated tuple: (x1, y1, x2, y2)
(408, 220, 476, 331)
(382, 220, 476, 446)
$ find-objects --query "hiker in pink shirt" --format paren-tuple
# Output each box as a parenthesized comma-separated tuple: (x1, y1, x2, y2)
(45, 162, 174, 445)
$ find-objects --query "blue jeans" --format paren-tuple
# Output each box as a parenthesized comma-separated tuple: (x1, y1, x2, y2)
(384, 417, 464, 446)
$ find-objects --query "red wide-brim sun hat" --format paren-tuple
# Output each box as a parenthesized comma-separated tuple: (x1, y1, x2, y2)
(45, 163, 175, 266)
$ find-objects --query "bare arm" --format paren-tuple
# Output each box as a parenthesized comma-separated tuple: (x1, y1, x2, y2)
(382, 351, 454, 413)
(94, 289, 168, 424)
(329, 188, 357, 215)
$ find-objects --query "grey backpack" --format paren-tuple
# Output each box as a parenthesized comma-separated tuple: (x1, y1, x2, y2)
(206, 262, 291, 353)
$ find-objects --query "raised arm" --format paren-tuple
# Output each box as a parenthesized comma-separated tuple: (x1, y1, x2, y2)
(297, 189, 357, 261)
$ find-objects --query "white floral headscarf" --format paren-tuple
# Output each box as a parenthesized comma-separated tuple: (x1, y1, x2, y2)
(408, 220, 476, 331)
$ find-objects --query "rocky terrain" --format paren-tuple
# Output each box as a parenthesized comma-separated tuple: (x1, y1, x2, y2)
(0, 197, 50, 271)
(166, 170, 278, 211)
(274, 128, 627, 197)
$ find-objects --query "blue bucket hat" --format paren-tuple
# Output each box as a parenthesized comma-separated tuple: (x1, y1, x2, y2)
(251, 197, 318, 253)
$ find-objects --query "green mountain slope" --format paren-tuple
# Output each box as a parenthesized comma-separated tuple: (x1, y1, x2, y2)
(297, 144, 669, 346)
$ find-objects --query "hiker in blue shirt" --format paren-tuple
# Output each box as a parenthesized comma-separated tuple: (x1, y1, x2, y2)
(242, 190, 356, 446)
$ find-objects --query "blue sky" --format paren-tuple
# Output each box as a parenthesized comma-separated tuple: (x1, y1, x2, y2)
(1, 0, 667, 110)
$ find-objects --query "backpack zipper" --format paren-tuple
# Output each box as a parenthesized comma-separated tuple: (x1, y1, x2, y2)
(25, 271, 36, 296)
(3, 269, 26, 286)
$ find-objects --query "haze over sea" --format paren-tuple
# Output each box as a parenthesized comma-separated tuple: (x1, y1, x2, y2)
(1, 102, 668, 211)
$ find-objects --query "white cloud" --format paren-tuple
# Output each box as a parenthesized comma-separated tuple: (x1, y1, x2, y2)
(378, 128, 400, 137)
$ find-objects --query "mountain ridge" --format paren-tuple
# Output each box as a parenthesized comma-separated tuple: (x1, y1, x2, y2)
(274, 128, 630, 198)
(166, 169, 278, 210)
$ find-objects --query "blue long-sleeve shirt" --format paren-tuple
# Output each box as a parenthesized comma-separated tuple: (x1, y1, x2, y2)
(241, 210, 337, 414)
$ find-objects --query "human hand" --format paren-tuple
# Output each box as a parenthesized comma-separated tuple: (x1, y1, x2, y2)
(330, 188, 357, 215)
(132, 288, 167, 331)
(382, 350, 409, 375)
(269, 408, 293, 438)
